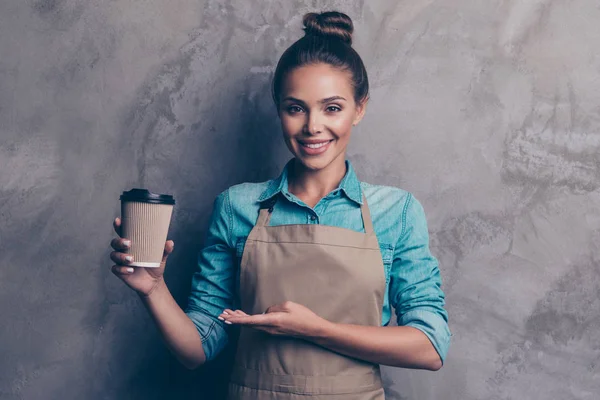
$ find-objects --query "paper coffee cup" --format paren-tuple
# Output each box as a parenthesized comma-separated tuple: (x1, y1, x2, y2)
(119, 188, 175, 268)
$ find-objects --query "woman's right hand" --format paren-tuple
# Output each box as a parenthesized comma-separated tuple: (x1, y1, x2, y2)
(110, 217, 174, 297)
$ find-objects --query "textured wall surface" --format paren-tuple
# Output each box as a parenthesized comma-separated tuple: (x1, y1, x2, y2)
(1, 1, 599, 399)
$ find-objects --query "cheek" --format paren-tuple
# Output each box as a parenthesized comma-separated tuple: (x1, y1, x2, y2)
(332, 115, 355, 138)
(280, 116, 301, 136)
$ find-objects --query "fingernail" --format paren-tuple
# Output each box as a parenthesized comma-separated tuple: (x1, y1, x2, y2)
(123, 240, 131, 248)
(126, 268, 134, 273)
(125, 256, 133, 263)
(218, 317, 224, 321)
(224, 321, 232, 325)
(222, 311, 229, 315)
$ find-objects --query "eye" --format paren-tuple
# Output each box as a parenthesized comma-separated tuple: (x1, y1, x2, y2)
(326, 105, 342, 112)
(286, 105, 304, 114)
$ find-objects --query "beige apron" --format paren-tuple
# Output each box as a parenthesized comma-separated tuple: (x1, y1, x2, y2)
(228, 195, 386, 400)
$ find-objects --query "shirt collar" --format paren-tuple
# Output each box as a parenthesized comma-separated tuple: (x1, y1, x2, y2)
(257, 158, 363, 205)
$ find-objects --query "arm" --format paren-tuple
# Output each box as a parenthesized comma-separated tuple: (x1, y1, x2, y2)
(384, 193, 450, 368)
(138, 279, 207, 369)
(220, 302, 442, 370)
(110, 222, 207, 370)
(136, 190, 236, 370)
(141, 189, 235, 369)
(310, 323, 443, 370)
(297, 194, 450, 370)
(110, 191, 235, 370)
(183, 189, 237, 369)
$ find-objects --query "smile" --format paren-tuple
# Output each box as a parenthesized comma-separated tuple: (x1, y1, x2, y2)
(299, 139, 333, 147)
(302, 140, 332, 149)
(297, 139, 334, 156)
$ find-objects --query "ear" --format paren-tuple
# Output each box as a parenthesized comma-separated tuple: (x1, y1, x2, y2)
(352, 97, 368, 126)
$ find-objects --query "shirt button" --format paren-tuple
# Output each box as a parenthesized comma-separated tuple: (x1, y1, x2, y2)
(310, 215, 316, 221)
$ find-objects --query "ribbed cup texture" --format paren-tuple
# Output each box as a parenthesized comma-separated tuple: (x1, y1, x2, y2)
(121, 201, 173, 267)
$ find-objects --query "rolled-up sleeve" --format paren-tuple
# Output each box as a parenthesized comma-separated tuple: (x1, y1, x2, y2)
(185, 189, 236, 362)
(390, 193, 451, 364)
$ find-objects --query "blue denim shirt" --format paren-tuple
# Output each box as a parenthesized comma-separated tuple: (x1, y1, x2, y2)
(185, 159, 451, 364)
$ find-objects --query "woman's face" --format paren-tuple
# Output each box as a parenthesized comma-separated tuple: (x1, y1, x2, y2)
(278, 63, 366, 172)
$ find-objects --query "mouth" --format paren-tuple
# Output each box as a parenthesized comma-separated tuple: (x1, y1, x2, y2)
(297, 139, 334, 155)
(298, 139, 334, 148)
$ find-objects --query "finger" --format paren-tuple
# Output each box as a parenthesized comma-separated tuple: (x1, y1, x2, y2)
(110, 251, 133, 265)
(221, 315, 251, 325)
(218, 308, 236, 322)
(113, 217, 122, 237)
(266, 304, 285, 314)
(218, 309, 247, 321)
(161, 240, 174, 264)
(110, 237, 131, 251)
(111, 264, 135, 276)
(226, 313, 276, 326)
(220, 311, 243, 322)
(221, 309, 248, 317)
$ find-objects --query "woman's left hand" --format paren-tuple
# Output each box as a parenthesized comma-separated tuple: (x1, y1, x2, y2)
(218, 301, 328, 339)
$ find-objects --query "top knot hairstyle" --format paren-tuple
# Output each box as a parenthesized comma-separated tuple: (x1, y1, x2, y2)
(271, 11, 369, 108)
(302, 11, 354, 45)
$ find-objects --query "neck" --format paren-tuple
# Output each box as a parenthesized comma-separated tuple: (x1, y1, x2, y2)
(288, 155, 347, 200)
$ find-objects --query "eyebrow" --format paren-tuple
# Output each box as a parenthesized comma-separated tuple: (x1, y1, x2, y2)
(282, 96, 347, 104)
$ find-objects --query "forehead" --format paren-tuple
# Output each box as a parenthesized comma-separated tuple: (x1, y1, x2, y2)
(281, 63, 354, 100)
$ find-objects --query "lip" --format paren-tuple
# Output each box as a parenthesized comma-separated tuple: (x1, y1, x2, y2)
(298, 139, 333, 145)
(297, 139, 334, 156)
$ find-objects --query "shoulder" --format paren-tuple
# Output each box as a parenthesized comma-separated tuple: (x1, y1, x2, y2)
(213, 180, 273, 227)
(214, 180, 271, 210)
(223, 181, 271, 205)
(360, 182, 428, 239)
(361, 181, 413, 213)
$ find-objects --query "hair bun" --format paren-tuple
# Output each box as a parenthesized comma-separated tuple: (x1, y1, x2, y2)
(302, 11, 354, 45)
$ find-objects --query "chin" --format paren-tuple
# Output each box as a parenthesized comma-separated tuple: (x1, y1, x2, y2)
(293, 153, 340, 172)
(297, 158, 329, 171)
(286, 140, 346, 172)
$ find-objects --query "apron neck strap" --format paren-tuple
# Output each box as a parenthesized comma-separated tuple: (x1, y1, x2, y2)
(360, 195, 375, 235)
(257, 208, 273, 227)
(257, 197, 276, 227)
(257, 194, 374, 234)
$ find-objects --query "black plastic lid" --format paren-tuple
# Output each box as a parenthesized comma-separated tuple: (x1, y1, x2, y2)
(120, 188, 175, 205)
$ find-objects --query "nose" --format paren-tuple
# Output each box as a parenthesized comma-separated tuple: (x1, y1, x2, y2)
(304, 111, 324, 135)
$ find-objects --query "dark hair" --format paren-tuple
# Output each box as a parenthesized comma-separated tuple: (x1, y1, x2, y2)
(271, 11, 369, 107)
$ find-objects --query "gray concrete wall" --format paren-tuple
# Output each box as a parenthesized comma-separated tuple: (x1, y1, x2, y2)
(1, 0, 599, 399)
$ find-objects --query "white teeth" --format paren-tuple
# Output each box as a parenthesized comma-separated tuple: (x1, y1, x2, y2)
(303, 141, 330, 149)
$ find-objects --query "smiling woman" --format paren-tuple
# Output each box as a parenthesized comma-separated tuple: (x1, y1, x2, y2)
(110, 10, 450, 400)
(272, 12, 368, 175)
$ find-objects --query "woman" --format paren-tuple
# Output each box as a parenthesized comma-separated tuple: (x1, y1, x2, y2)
(110, 11, 450, 399)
